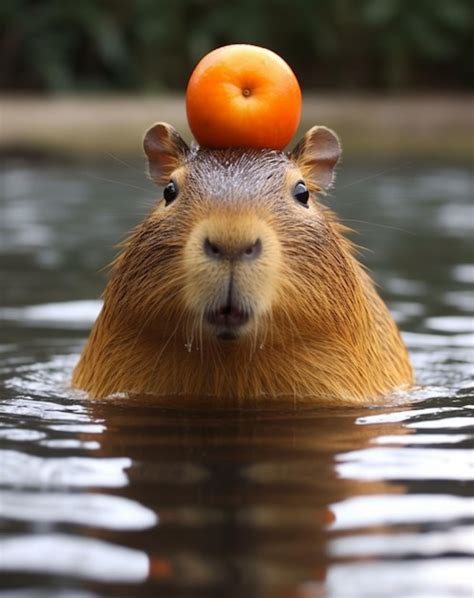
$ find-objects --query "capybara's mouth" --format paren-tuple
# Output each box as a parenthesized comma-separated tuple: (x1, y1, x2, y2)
(206, 304, 250, 340)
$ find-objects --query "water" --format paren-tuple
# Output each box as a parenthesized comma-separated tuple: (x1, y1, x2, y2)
(0, 158, 473, 597)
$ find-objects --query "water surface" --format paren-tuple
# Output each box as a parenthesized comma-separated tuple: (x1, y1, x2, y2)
(0, 159, 473, 597)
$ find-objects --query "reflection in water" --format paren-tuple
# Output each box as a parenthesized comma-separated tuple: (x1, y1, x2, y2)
(0, 161, 473, 596)
(0, 359, 472, 596)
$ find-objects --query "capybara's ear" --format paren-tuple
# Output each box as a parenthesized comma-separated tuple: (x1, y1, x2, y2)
(143, 122, 189, 185)
(290, 126, 341, 191)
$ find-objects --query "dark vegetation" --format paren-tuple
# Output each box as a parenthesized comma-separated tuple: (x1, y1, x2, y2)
(1, 0, 472, 93)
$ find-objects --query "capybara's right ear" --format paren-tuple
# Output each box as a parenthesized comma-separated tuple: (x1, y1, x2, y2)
(143, 122, 189, 185)
(290, 126, 341, 192)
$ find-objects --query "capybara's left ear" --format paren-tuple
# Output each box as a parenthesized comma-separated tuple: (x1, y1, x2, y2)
(143, 122, 189, 185)
(290, 126, 341, 192)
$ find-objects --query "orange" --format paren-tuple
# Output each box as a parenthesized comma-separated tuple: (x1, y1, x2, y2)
(186, 44, 302, 150)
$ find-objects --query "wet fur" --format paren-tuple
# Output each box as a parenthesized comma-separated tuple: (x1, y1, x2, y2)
(73, 135, 413, 404)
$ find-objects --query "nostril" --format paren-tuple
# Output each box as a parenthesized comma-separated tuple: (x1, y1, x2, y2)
(204, 237, 262, 260)
(204, 238, 221, 259)
(243, 238, 262, 260)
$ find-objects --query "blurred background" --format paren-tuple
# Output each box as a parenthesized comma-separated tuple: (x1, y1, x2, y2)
(2, 0, 472, 92)
(1, 0, 473, 160)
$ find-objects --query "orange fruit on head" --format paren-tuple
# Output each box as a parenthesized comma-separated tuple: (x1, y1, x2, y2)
(186, 44, 302, 150)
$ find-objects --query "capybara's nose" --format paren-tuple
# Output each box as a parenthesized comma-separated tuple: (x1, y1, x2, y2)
(204, 238, 262, 261)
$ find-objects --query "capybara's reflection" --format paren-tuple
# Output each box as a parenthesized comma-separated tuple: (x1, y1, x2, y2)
(84, 398, 409, 597)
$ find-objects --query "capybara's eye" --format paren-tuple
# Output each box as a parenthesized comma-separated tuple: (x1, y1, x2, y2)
(163, 180, 178, 205)
(293, 181, 309, 207)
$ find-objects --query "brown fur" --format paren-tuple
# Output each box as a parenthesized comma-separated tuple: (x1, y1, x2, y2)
(72, 123, 413, 404)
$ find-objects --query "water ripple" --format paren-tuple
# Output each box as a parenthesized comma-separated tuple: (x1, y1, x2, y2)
(331, 494, 474, 529)
(0, 491, 157, 530)
(0, 450, 131, 488)
(0, 534, 149, 583)
(330, 526, 474, 558)
(336, 447, 474, 481)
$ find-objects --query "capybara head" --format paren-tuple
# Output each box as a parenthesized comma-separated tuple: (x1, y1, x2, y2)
(111, 122, 344, 350)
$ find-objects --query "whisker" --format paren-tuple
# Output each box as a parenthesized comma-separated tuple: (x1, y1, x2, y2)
(104, 152, 146, 174)
(250, 311, 258, 358)
(341, 218, 414, 235)
(184, 311, 194, 353)
(150, 319, 181, 385)
(82, 172, 154, 194)
(260, 313, 269, 351)
(336, 162, 411, 193)
(199, 310, 204, 363)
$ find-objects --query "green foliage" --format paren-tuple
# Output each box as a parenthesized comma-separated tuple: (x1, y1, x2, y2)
(0, 0, 472, 92)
